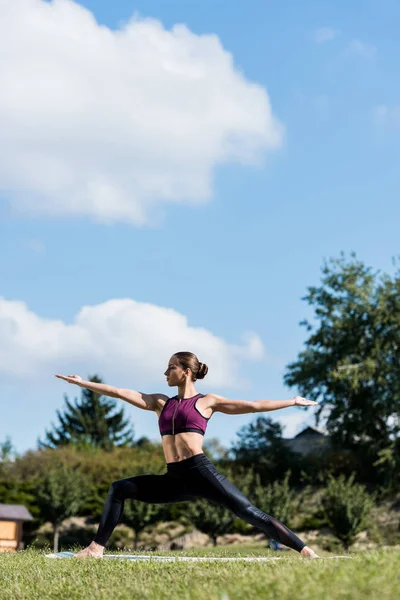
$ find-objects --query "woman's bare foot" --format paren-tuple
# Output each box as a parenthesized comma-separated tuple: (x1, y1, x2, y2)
(300, 546, 320, 559)
(74, 541, 104, 558)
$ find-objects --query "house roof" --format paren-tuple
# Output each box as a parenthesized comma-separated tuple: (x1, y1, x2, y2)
(294, 425, 328, 438)
(0, 504, 34, 521)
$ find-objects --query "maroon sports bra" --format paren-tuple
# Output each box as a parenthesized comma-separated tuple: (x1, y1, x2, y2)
(158, 393, 209, 436)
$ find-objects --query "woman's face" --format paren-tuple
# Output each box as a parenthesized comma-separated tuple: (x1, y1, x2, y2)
(164, 356, 188, 386)
(164, 356, 190, 387)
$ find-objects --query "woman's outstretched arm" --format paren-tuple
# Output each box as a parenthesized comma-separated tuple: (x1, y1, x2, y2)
(55, 374, 168, 411)
(207, 393, 317, 415)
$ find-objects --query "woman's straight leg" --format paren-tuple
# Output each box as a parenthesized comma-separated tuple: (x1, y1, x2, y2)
(189, 458, 306, 553)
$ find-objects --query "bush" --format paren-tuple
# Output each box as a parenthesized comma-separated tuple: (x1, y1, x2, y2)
(250, 471, 295, 528)
(321, 473, 374, 551)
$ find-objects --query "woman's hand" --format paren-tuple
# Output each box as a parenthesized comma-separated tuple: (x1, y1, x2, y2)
(55, 374, 83, 385)
(293, 396, 318, 407)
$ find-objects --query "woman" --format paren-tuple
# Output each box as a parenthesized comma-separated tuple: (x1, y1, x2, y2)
(56, 351, 319, 558)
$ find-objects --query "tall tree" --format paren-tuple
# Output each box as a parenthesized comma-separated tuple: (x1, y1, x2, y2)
(231, 417, 298, 482)
(36, 465, 87, 552)
(284, 254, 400, 455)
(0, 437, 15, 462)
(39, 375, 134, 450)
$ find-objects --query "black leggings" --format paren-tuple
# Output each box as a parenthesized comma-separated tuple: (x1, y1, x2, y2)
(94, 453, 305, 552)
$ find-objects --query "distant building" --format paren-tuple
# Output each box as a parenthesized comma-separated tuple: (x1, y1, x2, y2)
(283, 425, 331, 456)
(0, 504, 33, 552)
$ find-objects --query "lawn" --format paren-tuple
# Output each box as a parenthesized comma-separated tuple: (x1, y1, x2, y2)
(0, 544, 399, 600)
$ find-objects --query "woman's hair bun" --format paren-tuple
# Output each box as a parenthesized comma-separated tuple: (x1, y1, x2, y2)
(197, 362, 209, 380)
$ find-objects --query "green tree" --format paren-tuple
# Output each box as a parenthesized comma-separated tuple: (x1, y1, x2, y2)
(284, 254, 400, 455)
(185, 499, 235, 546)
(0, 437, 15, 462)
(231, 417, 299, 482)
(36, 465, 87, 552)
(372, 442, 400, 495)
(203, 437, 229, 462)
(321, 474, 374, 552)
(39, 375, 134, 450)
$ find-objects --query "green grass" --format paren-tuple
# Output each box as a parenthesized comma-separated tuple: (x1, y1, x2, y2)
(1, 545, 399, 600)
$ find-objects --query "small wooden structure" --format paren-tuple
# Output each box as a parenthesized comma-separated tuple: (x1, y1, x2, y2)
(0, 504, 33, 552)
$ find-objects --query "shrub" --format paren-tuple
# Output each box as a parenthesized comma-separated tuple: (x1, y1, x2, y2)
(321, 473, 374, 551)
(250, 471, 295, 528)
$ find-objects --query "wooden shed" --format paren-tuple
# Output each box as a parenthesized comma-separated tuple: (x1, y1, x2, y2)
(0, 504, 33, 552)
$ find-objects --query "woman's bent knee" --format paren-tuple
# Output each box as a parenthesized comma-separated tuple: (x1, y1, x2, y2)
(108, 478, 138, 500)
(108, 480, 122, 496)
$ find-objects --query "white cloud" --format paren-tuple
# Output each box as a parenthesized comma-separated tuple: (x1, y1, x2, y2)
(0, 0, 283, 226)
(349, 39, 377, 59)
(312, 27, 339, 44)
(0, 296, 266, 388)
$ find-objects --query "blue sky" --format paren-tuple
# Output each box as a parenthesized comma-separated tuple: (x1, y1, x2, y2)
(1, 0, 399, 455)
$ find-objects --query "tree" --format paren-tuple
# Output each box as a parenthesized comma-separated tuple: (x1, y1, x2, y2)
(36, 465, 87, 552)
(372, 441, 400, 495)
(185, 499, 235, 546)
(203, 437, 229, 462)
(321, 474, 374, 552)
(231, 417, 299, 482)
(0, 437, 15, 462)
(39, 375, 134, 450)
(284, 254, 400, 455)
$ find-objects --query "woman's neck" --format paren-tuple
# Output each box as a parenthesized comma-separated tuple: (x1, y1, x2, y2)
(176, 382, 198, 400)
